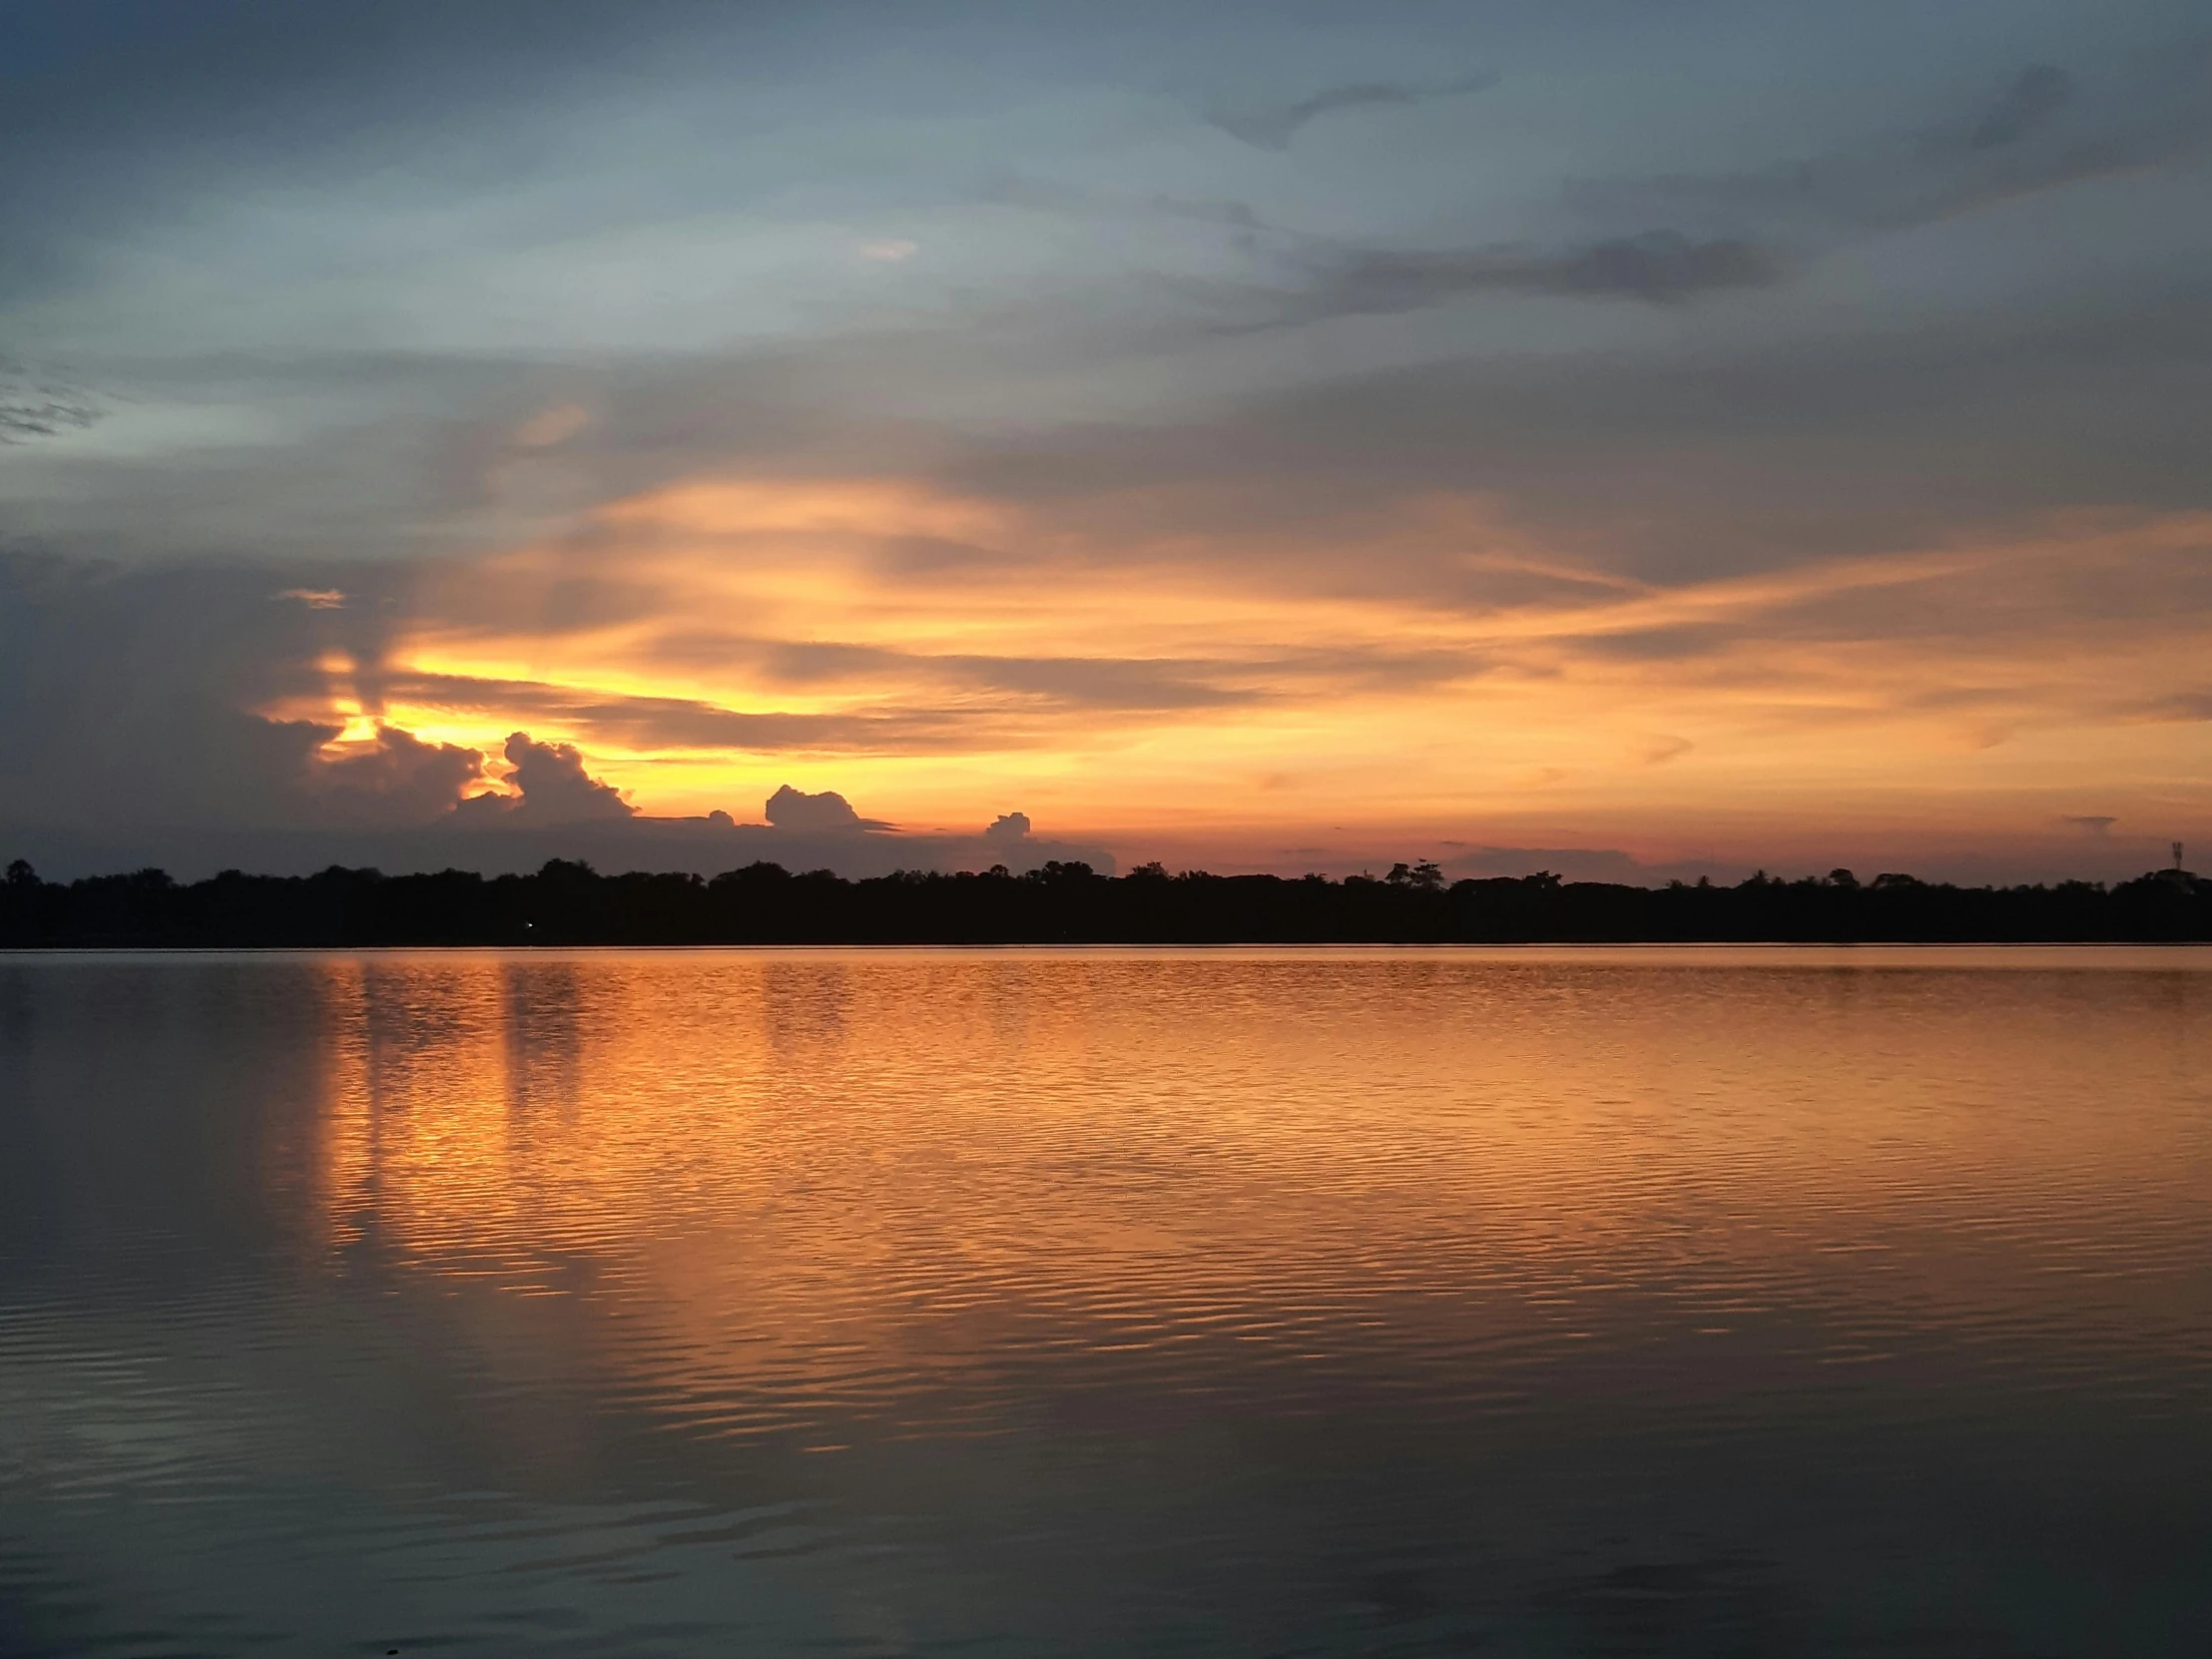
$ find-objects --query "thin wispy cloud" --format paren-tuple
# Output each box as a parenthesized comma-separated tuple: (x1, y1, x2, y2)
(0, 3, 2206, 879)
(0, 360, 99, 441)
(1206, 71, 1498, 150)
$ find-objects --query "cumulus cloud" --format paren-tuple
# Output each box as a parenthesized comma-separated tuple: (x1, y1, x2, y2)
(764, 784, 883, 832)
(985, 811, 1031, 844)
(306, 725, 486, 828)
(454, 732, 633, 826)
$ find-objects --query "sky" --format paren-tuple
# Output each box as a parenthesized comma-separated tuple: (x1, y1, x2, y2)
(3, 0, 2209, 881)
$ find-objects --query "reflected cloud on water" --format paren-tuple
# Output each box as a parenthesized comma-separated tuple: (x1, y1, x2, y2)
(2, 949, 2210, 1655)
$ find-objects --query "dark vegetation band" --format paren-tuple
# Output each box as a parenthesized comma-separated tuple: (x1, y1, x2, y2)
(2, 858, 2206, 946)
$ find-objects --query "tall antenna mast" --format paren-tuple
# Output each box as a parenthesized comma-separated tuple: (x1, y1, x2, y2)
(2176, 841, 2186, 870)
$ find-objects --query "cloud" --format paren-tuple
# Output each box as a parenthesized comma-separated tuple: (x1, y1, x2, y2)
(2, 11, 2208, 885)
(979, 173, 1272, 235)
(1207, 71, 1497, 151)
(1564, 48, 2212, 248)
(0, 360, 99, 442)
(512, 402, 589, 448)
(985, 811, 1031, 844)
(455, 732, 633, 826)
(1969, 65, 2076, 151)
(1633, 735, 1694, 766)
(375, 669, 993, 754)
(2059, 814, 2117, 834)
(610, 637, 1265, 714)
(947, 289, 2212, 591)
(0, 548, 416, 830)
(306, 724, 486, 828)
(764, 784, 884, 833)
(1442, 844, 1667, 884)
(1166, 229, 1785, 332)
(1142, 51, 2197, 333)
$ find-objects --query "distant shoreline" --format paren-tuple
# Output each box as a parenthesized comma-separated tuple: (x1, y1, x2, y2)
(4, 858, 2205, 947)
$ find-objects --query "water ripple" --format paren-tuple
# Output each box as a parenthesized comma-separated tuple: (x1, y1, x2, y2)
(2, 947, 2209, 1655)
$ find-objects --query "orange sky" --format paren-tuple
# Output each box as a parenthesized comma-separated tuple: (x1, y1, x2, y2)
(263, 457, 2212, 874)
(6, 2, 2210, 879)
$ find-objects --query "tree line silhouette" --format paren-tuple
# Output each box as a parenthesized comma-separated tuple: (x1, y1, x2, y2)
(2, 856, 2206, 946)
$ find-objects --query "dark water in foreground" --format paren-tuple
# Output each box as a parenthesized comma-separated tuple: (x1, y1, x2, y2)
(3, 948, 2210, 1658)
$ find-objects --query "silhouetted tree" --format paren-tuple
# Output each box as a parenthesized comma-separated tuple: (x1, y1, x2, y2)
(0, 857, 2202, 947)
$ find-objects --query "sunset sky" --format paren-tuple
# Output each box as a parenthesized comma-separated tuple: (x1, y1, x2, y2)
(4, 0, 2208, 880)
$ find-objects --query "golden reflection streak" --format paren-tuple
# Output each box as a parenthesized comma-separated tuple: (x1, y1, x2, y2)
(307, 952, 2212, 1440)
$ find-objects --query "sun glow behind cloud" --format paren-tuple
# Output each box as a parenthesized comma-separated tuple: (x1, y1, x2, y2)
(257, 459, 2212, 864)
(6, 0, 2209, 877)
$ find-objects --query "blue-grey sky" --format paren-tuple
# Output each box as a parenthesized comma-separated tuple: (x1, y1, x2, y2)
(4, 0, 2209, 879)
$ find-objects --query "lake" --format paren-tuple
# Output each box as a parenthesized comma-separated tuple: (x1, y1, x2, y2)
(3, 947, 2210, 1657)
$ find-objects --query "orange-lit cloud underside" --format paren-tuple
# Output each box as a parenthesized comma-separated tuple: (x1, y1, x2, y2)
(267, 467, 2212, 863)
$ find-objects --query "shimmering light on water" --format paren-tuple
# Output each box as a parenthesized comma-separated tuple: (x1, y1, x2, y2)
(3, 947, 2210, 1656)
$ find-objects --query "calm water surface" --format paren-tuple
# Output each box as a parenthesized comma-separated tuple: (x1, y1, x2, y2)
(3, 947, 2211, 1657)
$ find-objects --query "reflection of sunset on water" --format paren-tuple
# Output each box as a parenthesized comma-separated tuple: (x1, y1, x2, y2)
(9, 948, 2212, 1654)
(304, 950, 2212, 1450)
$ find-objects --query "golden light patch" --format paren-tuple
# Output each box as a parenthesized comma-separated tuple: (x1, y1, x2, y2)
(255, 471, 2212, 858)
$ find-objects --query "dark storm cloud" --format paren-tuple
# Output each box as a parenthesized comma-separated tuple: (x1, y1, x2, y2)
(0, 549, 420, 830)
(1206, 70, 1498, 150)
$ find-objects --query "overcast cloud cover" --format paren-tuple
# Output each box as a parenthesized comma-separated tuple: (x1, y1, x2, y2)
(2, 0, 2208, 880)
